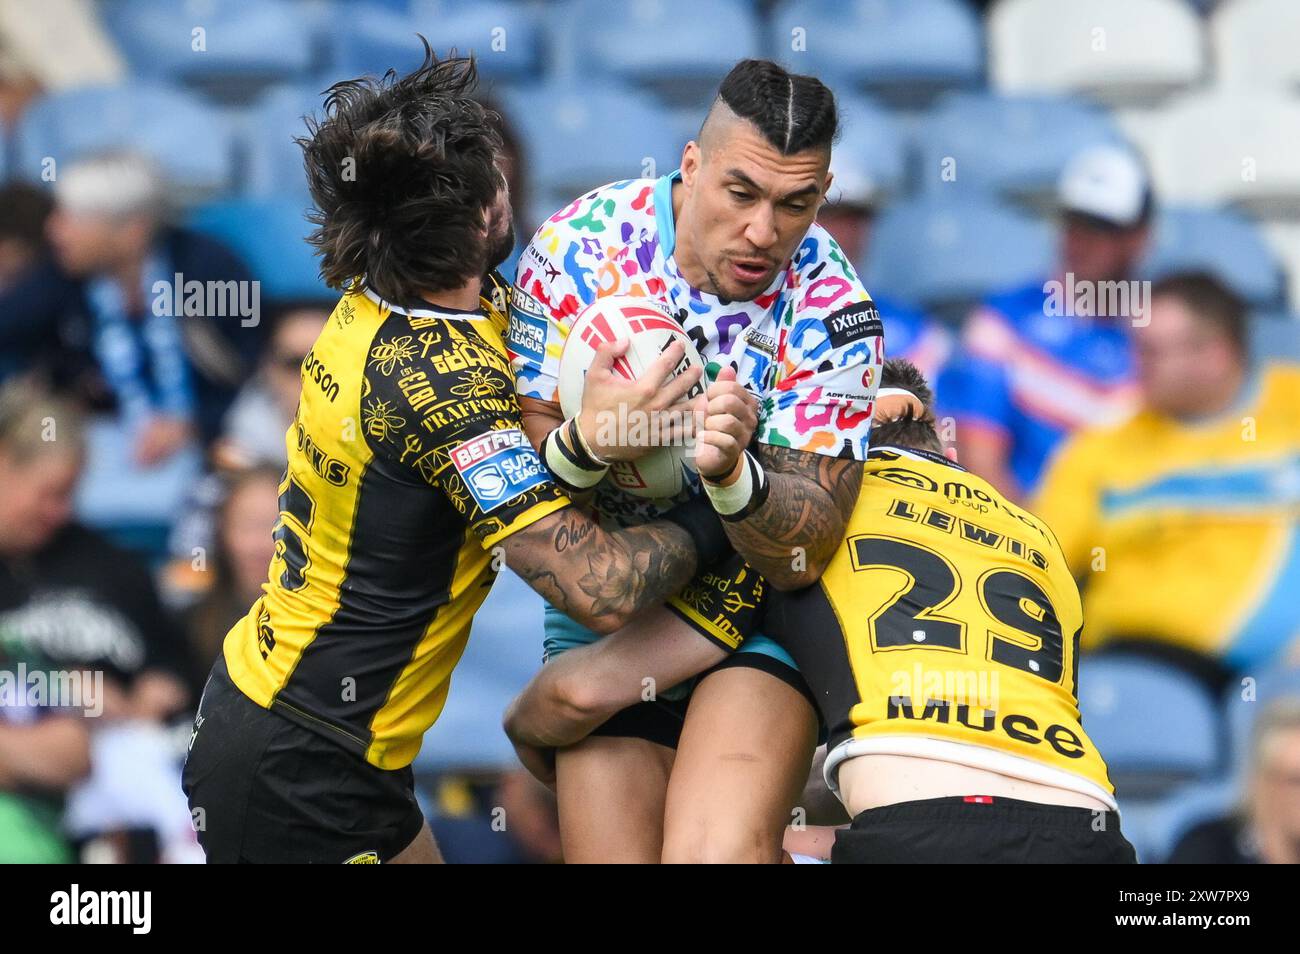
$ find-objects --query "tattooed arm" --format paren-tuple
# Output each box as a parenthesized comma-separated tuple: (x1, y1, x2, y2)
(722, 444, 861, 591)
(502, 507, 698, 635)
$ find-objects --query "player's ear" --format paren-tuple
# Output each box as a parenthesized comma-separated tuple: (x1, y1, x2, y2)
(680, 141, 700, 187)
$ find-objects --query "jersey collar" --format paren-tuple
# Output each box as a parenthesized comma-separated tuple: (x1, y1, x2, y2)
(869, 444, 967, 472)
(360, 285, 484, 320)
(653, 168, 682, 260)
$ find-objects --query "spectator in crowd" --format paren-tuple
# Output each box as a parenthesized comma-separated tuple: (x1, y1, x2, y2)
(428, 769, 563, 864)
(181, 466, 280, 697)
(211, 302, 329, 471)
(1034, 274, 1300, 692)
(1169, 695, 1300, 864)
(0, 0, 123, 129)
(818, 146, 951, 386)
(44, 152, 263, 455)
(940, 143, 1151, 501)
(0, 380, 191, 721)
(0, 183, 107, 400)
(0, 637, 93, 863)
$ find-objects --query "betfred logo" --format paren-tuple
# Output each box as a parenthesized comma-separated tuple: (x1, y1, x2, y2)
(451, 429, 529, 470)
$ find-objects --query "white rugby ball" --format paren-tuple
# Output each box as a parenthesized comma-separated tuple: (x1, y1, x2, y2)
(557, 295, 706, 499)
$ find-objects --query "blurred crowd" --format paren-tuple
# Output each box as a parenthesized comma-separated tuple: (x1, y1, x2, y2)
(1, 0, 1299, 863)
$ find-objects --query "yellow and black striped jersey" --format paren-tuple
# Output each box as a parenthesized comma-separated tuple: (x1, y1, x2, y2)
(223, 274, 569, 769)
(767, 445, 1116, 807)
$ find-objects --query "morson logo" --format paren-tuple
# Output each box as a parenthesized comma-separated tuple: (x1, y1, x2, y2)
(823, 301, 883, 348)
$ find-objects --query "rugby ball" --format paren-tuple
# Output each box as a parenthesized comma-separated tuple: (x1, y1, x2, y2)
(557, 296, 706, 499)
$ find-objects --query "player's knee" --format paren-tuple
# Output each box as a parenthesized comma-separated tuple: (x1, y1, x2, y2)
(662, 818, 776, 864)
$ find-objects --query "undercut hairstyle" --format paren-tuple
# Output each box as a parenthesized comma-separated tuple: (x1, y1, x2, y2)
(709, 59, 839, 155)
(871, 358, 944, 455)
(299, 41, 504, 304)
(1150, 272, 1249, 356)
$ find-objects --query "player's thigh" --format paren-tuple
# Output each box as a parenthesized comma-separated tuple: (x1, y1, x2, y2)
(390, 819, 443, 864)
(555, 734, 674, 863)
(662, 661, 818, 864)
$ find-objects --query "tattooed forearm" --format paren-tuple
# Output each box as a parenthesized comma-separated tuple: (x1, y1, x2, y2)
(722, 444, 862, 590)
(504, 509, 698, 633)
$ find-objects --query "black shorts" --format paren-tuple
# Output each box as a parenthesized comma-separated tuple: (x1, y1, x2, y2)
(832, 796, 1138, 864)
(591, 552, 816, 750)
(181, 657, 425, 863)
(588, 653, 816, 750)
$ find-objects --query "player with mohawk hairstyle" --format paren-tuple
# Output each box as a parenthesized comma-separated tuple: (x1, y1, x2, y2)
(182, 43, 750, 864)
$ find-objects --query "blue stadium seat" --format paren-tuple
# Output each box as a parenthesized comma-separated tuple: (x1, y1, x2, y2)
(912, 92, 1125, 201)
(102, 0, 312, 96)
(416, 569, 547, 772)
(188, 198, 328, 302)
(570, 0, 760, 106)
(1251, 312, 1300, 363)
(1116, 778, 1237, 864)
(832, 94, 907, 202)
(769, 0, 983, 104)
(1077, 655, 1223, 798)
(1224, 665, 1300, 781)
(239, 85, 324, 201)
(13, 82, 235, 200)
(1140, 206, 1287, 310)
(501, 81, 683, 217)
(325, 1, 541, 81)
(859, 195, 1053, 313)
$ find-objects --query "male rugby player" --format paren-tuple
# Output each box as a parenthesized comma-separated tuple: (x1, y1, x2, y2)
(508, 59, 883, 862)
(181, 49, 746, 864)
(767, 360, 1137, 863)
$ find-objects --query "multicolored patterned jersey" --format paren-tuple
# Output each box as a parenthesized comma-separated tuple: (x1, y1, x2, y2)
(1033, 362, 1300, 673)
(938, 279, 1138, 494)
(508, 171, 882, 522)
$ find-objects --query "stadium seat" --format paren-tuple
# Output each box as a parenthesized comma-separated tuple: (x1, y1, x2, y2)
(858, 195, 1053, 315)
(570, 0, 760, 106)
(1262, 223, 1300, 312)
(988, 0, 1204, 105)
(1077, 655, 1223, 798)
(1211, 0, 1300, 92)
(769, 0, 982, 105)
(1224, 665, 1300, 781)
(911, 91, 1125, 203)
(188, 198, 328, 301)
(1141, 92, 1300, 216)
(1140, 206, 1287, 309)
(1251, 309, 1300, 363)
(326, 1, 541, 82)
(101, 0, 313, 99)
(415, 569, 547, 772)
(501, 81, 683, 217)
(12, 82, 235, 201)
(239, 85, 323, 201)
(1117, 778, 1237, 864)
(833, 94, 908, 203)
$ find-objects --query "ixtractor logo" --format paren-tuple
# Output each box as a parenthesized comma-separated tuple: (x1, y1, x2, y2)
(50, 884, 151, 934)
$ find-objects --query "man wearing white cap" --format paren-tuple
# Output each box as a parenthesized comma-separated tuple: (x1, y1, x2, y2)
(939, 143, 1152, 502)
(818, 149, 952, 386)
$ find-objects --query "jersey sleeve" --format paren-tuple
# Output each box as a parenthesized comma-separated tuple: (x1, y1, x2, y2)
(938, 305, 1016, 441)
(507, 225, 592, 403)
(762, 237, 881, 460)
(361, 319, 570, 549)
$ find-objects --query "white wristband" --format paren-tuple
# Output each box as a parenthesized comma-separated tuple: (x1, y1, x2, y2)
(542, 419, 608, 491)
(702, 450, 768, 520)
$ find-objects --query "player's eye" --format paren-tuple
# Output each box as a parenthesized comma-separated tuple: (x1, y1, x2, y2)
(728, 190, 752, 203)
